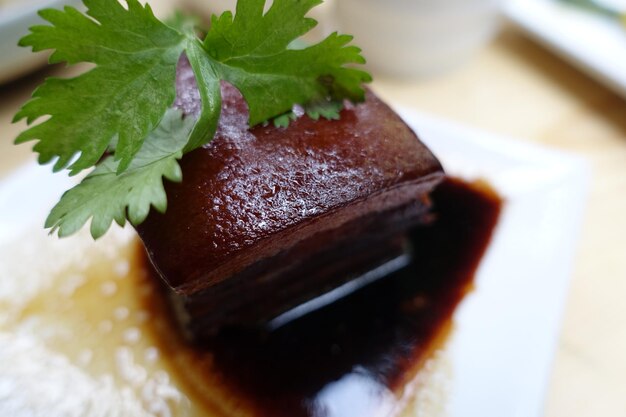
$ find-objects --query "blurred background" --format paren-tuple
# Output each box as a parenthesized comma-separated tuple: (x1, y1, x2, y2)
(1, 0, 625, 416)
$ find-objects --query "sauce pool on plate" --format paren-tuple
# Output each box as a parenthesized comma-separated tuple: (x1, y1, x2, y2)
(141, 178, 501, 417)
(0, 177, 500, 417)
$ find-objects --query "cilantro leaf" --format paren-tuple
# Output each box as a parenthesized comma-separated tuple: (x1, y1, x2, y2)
(273, 111, 298, 128)
(15, 0, 372, 239)
(182, 42, 223, 151)
(45, 109, 194, 239)
(15, 0, 188, 175)
(204, 0, 371, 125)
(305, 100, 343, 121)
(272, 100, 343, 129)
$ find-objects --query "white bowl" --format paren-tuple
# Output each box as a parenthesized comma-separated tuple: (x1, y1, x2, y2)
(0, 0, 83, 84)
(335, 0, 503, 78)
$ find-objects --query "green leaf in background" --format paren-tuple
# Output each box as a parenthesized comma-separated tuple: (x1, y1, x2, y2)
(558, 0, 626, 26)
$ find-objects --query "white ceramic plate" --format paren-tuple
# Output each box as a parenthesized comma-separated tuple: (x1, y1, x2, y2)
(0, 108, 590, 416)
(0, 0, 83, 84)
(397, 109, 590, 417)
(505, 0, 626, 99)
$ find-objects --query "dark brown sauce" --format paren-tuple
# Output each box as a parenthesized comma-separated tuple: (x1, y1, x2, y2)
(141, 178, 501, 417)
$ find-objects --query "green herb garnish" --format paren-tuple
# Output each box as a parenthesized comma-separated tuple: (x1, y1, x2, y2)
(558, 0, 626, 26)
(14, 0, 371, 239)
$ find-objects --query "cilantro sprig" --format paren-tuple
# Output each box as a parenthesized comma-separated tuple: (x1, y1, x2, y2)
(558, 0, 626, 26)
(14, 0, 371, 239)
(45, 109, 194, 239)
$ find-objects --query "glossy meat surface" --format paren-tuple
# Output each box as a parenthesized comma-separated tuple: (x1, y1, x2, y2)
(137, 59, 444, 295)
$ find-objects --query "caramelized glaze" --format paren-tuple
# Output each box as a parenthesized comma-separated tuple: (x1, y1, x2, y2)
(137, 58, 443, 296)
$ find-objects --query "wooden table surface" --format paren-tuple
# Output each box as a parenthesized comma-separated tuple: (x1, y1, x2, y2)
(1, 2, 625, 416)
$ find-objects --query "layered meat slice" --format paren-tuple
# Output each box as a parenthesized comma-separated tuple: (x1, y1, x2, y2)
(136, 58, 444, 336)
